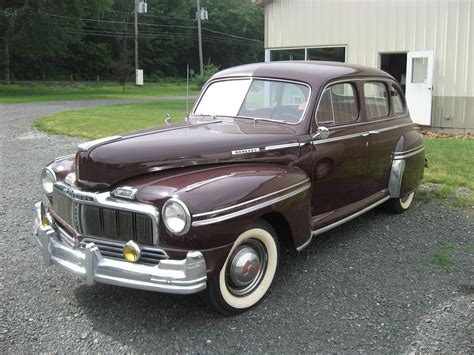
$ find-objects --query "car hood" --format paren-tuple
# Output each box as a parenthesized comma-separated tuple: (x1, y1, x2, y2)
(75, 118, 301, 189)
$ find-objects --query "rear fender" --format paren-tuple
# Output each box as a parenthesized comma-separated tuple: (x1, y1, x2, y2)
(389, 130, 425, 198)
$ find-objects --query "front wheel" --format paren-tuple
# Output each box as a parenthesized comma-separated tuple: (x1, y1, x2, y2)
(384, 191, 415, 214)
(206, 220, 280, 316)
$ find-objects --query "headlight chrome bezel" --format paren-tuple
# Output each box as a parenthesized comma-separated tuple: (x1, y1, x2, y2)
(162, 198, 191, 236)
(41, 167, 57, 196)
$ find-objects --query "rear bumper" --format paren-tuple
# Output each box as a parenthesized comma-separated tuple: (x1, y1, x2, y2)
(33, 202, 207, 295)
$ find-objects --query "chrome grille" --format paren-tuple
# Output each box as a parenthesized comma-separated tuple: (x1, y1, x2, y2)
(80, 238, 168, 265)
(81, 205, 154, 244)
(52, 187, 155, 246)
(52, 189, 74, 227)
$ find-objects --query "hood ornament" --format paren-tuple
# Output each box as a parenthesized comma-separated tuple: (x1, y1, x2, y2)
(165, 113, 171, 125)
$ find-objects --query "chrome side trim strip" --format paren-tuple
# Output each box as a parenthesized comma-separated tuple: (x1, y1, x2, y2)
(312, 122, 414, 145)
(393, 146, 425, 160)
(192, 183, 311, 227)
(193, 179, 310, 218)
(297, 195, 391, 252)
(394, 145, 424, 156)
(265, 142, 300, 151)
(312, 131, 363, 144)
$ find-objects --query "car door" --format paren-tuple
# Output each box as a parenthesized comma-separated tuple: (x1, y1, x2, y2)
(310, 81, 371, 223)
(363, 81, 406, 195)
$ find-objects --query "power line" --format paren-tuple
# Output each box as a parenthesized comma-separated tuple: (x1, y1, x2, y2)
(38, 13, 263, 44)
(60, 27, 262, 47)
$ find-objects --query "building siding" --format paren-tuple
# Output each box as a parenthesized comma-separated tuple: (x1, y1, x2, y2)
(264, 0, 474, 130)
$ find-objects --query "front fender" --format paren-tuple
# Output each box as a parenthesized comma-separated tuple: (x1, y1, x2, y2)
(128, 163, 311, 251)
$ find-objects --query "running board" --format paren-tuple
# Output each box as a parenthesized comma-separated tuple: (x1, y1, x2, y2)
(296, 195, 391, 252)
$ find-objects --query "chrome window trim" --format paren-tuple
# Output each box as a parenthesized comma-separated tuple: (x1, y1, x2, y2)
(316, 82, 360, 127)
(192, 183, 311, 227)
(192, 76, 312, 126)
(53, 181, 160, 244)
(193, 179, 310, 218)
(313, 76, 409, 130)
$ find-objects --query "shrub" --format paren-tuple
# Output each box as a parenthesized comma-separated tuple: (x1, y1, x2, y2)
(192, 63, 220, 88)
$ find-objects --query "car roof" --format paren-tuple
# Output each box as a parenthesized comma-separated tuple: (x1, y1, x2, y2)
(211, 61, 394, 88)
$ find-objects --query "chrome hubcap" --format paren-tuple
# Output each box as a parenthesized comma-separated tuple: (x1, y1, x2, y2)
(226, 239, 267, 297)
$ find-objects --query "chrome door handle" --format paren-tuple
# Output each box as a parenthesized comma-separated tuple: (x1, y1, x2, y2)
(362, 130, 380, 137)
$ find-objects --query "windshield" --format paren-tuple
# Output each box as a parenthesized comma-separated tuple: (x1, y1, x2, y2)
(194, 79, 311, 124)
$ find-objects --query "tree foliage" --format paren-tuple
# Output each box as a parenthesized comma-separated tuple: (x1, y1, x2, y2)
(0, 0, 264, 81)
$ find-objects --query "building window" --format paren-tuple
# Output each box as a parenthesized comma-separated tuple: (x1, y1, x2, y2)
(364, 82, 389, 119)
(268, 46, 346, 62)
(307, 47, 345, 62)
(270, 48, 305, 61)
(316, 83, 358, 126)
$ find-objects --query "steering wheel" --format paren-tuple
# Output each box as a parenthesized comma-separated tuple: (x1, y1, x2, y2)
(270, 107, 301, 122)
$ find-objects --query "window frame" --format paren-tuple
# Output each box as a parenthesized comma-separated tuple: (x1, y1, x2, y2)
(390, 82, 407, 116)
(314, 81, 360, 127)
(192, 77, 312, 126)
(363, 81, 391, 121)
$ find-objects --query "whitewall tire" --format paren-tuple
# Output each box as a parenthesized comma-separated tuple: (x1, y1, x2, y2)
(384, 191, 415, 214)
(206, 220, 280, 315)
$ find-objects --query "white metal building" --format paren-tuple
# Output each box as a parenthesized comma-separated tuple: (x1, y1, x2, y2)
(253, 0, 474, 131)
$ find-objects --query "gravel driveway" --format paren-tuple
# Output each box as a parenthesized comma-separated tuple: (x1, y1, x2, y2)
(1, 100, 472, 353)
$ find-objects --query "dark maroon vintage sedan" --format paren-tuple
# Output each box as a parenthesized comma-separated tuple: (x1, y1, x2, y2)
(34, 62, 425, 315)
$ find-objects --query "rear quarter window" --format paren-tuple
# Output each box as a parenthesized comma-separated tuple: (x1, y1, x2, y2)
(391, 84, 406, 114)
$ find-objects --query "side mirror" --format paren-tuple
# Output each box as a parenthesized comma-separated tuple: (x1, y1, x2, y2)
(313, 126, 329, 140)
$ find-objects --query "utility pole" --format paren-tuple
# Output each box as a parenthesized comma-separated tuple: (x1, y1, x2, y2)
(196, 0, 204, 75)
(134, 0, 139, 73)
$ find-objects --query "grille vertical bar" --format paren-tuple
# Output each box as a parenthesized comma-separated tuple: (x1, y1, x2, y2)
(52, 187, 155, 245)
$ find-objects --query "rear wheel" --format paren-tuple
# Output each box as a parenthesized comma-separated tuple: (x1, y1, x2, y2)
(206, 220, 280, 316)
(384, 191, 415, 214)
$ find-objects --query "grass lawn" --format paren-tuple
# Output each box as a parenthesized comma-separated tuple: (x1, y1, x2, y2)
(421, 137, 474, 207)
(0, 82, 199, 104)
(35, 100, 190, 139)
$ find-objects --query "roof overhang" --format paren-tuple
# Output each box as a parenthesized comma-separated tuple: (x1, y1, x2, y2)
(252, 0, 274, 6)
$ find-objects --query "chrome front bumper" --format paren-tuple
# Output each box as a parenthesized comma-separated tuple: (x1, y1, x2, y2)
(33, 202, 207, 295)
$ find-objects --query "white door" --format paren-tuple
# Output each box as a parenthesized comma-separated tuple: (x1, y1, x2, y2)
(406, 51, 434, 125)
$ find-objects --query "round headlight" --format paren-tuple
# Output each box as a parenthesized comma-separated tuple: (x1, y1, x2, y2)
(162, 199, 191, 236)
(41, 167, 57, 195)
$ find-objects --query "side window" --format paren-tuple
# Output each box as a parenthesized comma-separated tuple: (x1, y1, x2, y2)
(391, 84, 405, 114)
(316, 83, 358, 126)
(364, 82, 389, 119)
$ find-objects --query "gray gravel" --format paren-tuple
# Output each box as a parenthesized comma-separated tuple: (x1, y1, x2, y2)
(1, 100, 473, 353)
